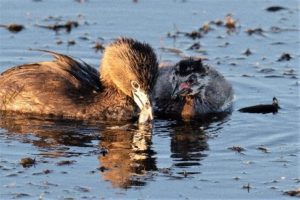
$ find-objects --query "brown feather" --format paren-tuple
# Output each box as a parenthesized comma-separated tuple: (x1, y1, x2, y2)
(0, 39, 158, 121)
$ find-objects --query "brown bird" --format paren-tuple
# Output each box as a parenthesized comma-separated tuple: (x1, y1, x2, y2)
(0, 38, 158, 123)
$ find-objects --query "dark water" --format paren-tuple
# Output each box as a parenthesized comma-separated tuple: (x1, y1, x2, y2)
(0, 0, 299, 199)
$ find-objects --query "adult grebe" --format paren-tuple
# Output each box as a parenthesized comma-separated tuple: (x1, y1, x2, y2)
(0, 38, 158, 123)
(154, 58, 233, 119)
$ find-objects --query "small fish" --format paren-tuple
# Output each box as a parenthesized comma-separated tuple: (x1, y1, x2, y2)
(238, 97, 280, 114)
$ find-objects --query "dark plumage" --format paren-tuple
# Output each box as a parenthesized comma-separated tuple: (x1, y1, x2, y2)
(238, 97, 279, 114)
(0, 38, 158, 123)
(154, 58, 233, 119)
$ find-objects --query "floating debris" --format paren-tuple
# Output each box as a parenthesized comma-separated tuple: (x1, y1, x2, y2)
(13, 193, 31, 198)
(159, 168, 172, 175)
(75, 0, 88, 3)
(284, 188, 300, 197)
(243, 48, 252, 56)
(56, 40, 63, 45)
(79, 36, 90, 41)
(241, 74, 254, 77)
(188, 42, 201, 50)
(199, 23, 212, 34)
(266, 6, 287, 12)
(0, 24, 25, 33)
(32, 169, 53, 175)
(259, 68, 275, 73)
(264, 75, 284, 78)
(210, 19, 224, 26)
(74, 186, 90, 193)
(283, 69, 297, 76)
(160, 47, 183, 55)
(228, 146, 245, 153)
(35, 20, 79, 33)
(92, 42, 105, 52)
(242, 183, 252, 192)
(277, 53, 292, 61)
(67, 40, 76, 46)
(238, 97, 280, 114)
(20, 157, 36, 168)
(245, 28, 265, 36)
(56, 160, 76, 166)
(183, 170, 188, 178)
(225, 14, 236, 30)
(185, 30, 202, 39)
(257, 146, 269, 153)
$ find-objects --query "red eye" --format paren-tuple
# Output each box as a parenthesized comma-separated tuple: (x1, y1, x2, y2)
(187, 75, 196, 84)
(187, 79, 194, 84)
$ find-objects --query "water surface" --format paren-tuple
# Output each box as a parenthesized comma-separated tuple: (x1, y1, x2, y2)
(0, 0, 299, 199)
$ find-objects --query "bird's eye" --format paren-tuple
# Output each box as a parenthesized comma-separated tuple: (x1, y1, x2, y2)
(187, 79, 194, 84)
(187, 75, 197, 84)
(131, 81, 140, 90)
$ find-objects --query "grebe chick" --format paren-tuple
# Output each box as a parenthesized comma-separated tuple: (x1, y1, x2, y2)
(0, 38, 158, 123)
(154, 58, 233, 119)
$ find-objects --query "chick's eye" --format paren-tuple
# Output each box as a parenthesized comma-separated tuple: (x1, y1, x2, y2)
(187, 75, 197, 84)
(187, 79, 194, 84)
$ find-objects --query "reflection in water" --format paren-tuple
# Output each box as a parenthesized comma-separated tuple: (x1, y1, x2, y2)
(168, 113, 230, 173)
(99, 127, 157, 188)
(170, 126, 208, 168)
(0, 112, 230, 188)
(0, 113, 101, 148)
(0, 113, 157, 188)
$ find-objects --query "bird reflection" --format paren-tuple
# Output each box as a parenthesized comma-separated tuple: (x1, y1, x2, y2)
(0, 113, 100, 148)
(99, 126, 156, 188)
(168, 113, 229, 174)
(0, 113, 157, 188)
(0, 112, 230, 188)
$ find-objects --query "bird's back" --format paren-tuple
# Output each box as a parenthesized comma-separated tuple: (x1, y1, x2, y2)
(0, 51, 102, 118)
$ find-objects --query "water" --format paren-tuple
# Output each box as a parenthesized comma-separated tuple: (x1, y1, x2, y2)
(0, 0, 299, 199)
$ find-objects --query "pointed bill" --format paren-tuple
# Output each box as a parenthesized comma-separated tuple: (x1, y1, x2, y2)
(132, 89, 153, 124)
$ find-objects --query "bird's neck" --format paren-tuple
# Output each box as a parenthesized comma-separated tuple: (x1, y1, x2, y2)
(181, 96, 196, 119)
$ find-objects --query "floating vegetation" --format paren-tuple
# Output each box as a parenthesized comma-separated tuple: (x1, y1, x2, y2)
(242, 183, 252, 192)
(224, 14, 236, 30)
(257, 146, 269, 153)
(265, 6, 287, 12)
(238, 97, 280, 114)
(284, 188, 300, 197)
(35, 20, 79, 33)
(20, 157, 36, 168)
(92, 42, 105, 53)
(243, 48, 252, 56)
(56, 160, 76, 166)
(199, 23, 212, 34)
(0, 24, 25, 33)
(185, 30, 202, 39)
(67, 40, 76, 46)
(245, 28, 265, 36)
(228, 146, 245, 153)
(277, 53, 292, 61)
(188, 42, 201, 50)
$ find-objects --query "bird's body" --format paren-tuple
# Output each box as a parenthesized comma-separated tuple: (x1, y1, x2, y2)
(154, 58, 233, 119)
(0, 38, 158, 123)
